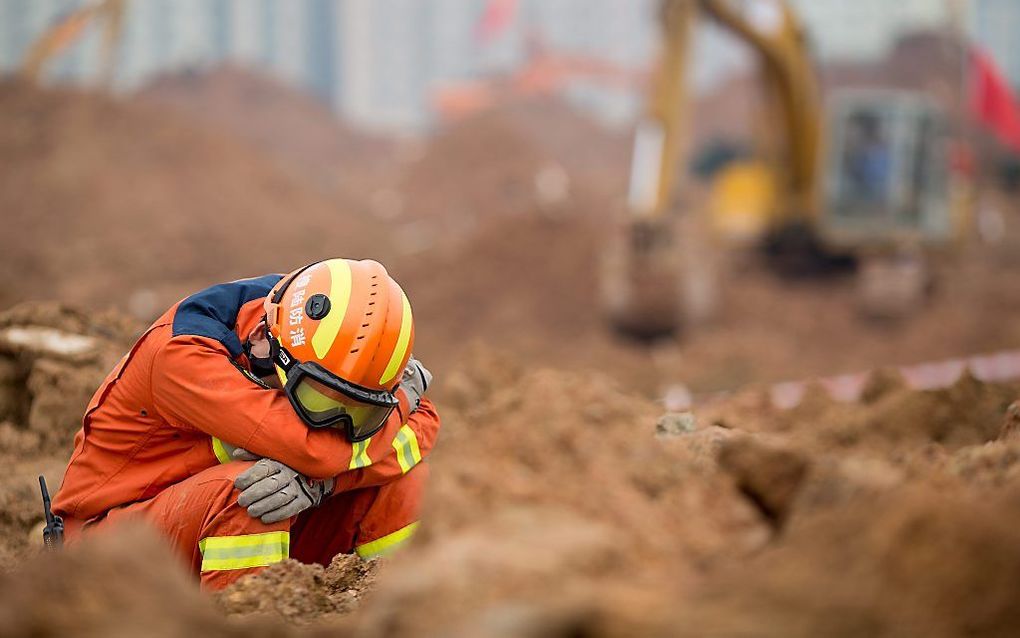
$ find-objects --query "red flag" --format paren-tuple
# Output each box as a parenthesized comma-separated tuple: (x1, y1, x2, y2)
(474, 0, 518, 44)
(970, 47, 1020, 153)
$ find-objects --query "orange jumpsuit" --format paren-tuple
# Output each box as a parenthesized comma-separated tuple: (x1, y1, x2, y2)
(53, 275, 440, 590)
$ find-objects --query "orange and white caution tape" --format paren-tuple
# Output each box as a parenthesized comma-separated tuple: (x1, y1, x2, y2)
(667, 348, 1020, 411)
(768, 348, 1020, 409)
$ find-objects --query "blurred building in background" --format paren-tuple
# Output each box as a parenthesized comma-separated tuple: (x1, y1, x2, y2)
(971, 0, 1020, 89)
(0, 0, 1018, 132)
(787, 0, 950, 62)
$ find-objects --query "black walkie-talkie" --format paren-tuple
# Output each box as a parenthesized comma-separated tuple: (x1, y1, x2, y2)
(39, 476, 64, 549)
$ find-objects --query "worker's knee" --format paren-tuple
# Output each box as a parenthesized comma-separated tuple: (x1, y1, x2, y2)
(193, 463, 291, 537)
(192, 461, 255, 498)
(194, 460, 256, 484)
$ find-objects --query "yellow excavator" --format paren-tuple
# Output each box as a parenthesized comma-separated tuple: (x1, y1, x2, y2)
(20, 0, 126, 86)
(603, 0, 964, 339)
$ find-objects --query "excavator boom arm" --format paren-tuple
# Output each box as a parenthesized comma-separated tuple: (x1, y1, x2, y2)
(632, 0, 822, 222)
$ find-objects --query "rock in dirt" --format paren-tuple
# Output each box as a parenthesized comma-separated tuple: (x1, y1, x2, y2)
(655, 411, 697, 437)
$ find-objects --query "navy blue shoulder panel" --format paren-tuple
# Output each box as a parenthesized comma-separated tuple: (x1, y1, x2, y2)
(172, 274, 284, 358)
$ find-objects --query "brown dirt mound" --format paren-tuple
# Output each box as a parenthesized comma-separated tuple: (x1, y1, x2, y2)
(138, 66, 397, 204)
(824, 371, 1019, 449)
(0, 302, 139, 454)
(0, 79, 392, 314)
(0, 350, 1018, 635)
(698, 369, 1019, 453)
(0, 302, 140, 565)
(395, 98, 628, 248)
(679, 485, 1020, 638)
(0, 524, 254, 638)
(393, 212, 617, 376)
(217, 554, 378, 624)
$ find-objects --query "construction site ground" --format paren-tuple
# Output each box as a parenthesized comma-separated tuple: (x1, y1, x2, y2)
(2, 74, 1020, 637)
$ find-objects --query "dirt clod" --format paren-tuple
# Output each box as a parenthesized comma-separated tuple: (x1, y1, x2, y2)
(218, 553, 379, 623)
(999, 401, 1020, 440)
(718, 436, 811, 527)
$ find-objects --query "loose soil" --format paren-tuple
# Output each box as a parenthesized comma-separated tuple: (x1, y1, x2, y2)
(1, 335, 1018, 637)
(1, 77, 1019, 636)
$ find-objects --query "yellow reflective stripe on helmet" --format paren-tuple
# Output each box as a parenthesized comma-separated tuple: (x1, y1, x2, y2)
(379, 291, 413, 386)
(349, 436, 373, 470)
(355, 522, 419, 559)
(211, 437, 232, 465)
(198, 531, 289, 572)
(311, 259, 353, 360)
(391, 424, 422, 474)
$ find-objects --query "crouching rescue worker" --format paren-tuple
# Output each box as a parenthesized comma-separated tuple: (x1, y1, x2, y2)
(52, 258, 440, 590)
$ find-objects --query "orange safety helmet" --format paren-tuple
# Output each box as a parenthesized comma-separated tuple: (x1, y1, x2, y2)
(263, 259, 415, 441)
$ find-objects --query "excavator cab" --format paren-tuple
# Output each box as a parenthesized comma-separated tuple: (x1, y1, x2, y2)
(822, 90, 954, 249)
(821, 91, 956, 317)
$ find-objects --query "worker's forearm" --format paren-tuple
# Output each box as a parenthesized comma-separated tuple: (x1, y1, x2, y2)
(331, 398, 440, 492)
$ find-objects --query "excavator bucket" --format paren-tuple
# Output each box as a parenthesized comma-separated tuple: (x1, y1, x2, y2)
(601, 212, 718, 341)
(601, 219, 684, 341)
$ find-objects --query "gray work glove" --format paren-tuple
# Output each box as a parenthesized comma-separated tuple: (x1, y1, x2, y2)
(234, 457, 334, 524)
(400, 356, 433, 412)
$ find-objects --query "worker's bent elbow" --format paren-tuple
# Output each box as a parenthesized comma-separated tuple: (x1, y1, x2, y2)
(266, 431, 350, 479)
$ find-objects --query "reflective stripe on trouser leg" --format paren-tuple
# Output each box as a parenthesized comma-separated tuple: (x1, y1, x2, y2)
(199, 531, 290, 572)
(355, 522, 419, 559)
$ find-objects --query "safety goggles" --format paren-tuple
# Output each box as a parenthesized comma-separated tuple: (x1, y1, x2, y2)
(266, 325, 397, 442)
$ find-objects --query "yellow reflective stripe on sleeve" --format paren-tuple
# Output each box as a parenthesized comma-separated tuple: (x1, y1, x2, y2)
(198, 531, 289, 572)
(211, 437, 232, 465)
(391, 424, 422, 474)
(355, 522, 419, 559)
(379, 291, 413, 386)
(349, 437, 373, 470)
(311, 259, 353, 360)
